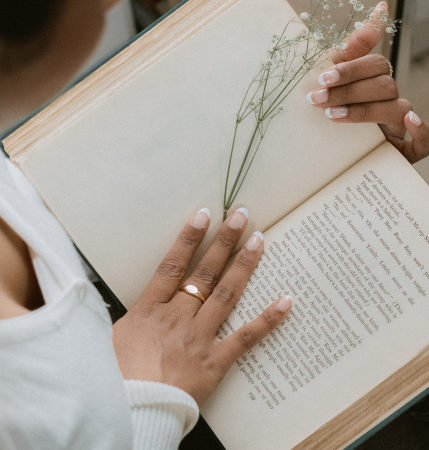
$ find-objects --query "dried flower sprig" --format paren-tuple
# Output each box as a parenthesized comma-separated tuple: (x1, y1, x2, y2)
(223, 0, 399, 220)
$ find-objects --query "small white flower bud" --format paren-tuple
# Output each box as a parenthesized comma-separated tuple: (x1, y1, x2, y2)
(354, 21, 364, 30)
(300, 12, 310, 20)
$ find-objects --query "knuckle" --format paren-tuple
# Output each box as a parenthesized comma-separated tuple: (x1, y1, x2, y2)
(156, 258, 187, 280)
(132, 301, 155, 318)
(339, 59, 359, 79)
(397, 98, 413, 116)
(237, 328, 256, 350)
(234, 251, 253, 270)
(212, 285, 235, 305)
(356, 102, 372, 121)
(355, 34, 373, 54)
(183, 328, 199, 347)
(192, 264, 219, 288)
(380, 75, 398, 97)
(205, 356, 225, 383)
(163, 307, 182, 329)
(339, 58, 360, 78)
(338, 83, 354, 103)
(214, 233, 236, 250)
(373, 53, 388, 69)
(178, 230, 201, 248)
(260, 309, 277, 330)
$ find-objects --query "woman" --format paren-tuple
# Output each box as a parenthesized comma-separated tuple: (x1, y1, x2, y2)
(0, 1, 427, 449)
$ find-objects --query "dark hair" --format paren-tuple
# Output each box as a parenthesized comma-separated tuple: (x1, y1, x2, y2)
(0, 0, 64, 71)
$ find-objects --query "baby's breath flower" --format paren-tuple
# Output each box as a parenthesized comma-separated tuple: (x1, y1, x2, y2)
(223, 0, 402, 218)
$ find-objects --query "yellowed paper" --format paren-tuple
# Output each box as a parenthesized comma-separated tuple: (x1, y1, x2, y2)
(202, 142, 429, 449)
(21, 0, 384, 308)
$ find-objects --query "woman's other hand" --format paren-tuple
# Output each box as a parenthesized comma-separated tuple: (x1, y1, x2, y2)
(307, 1, 429, 164)
(112, 208, 293, 405)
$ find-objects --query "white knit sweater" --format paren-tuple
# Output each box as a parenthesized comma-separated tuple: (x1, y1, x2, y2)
(0, 152, 199, 449)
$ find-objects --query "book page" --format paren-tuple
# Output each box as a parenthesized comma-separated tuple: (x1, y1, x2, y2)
(202, 142, 429, 449)
(19, 0, 384, 308)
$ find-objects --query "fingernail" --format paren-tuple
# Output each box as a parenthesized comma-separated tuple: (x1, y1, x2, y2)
(228, 207, 248, 230)
(191, 208, 210, 229)
(306, 89, 329, 105)
(376, 1, 388, 9)
(276, 296, 293, 312)
(325, 106, 348, 119)
(409, 111, 422, 127)
(245, 231, 263, 251)
(319, 68, 340, 86)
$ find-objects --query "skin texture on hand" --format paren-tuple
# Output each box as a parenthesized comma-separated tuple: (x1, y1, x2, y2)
(112, 209, 293, 406)
(307, 1, 429, 164)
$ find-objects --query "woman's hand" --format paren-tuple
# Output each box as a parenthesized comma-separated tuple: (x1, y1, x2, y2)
(307, 1, 429, 164)
(112, 208, 293, 406)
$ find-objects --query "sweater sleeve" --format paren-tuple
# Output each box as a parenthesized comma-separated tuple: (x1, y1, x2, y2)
(123, 380, 199, 450)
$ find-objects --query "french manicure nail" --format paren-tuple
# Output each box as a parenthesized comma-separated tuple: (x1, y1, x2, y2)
(228, 207, 249, 230)
(306, 89, 329, 105)
(245, 231, 263, 251)
(276, 296, 293, 312)
(325, 106, 348, 119)
(191, 208, 210, 229)
(409, 111, 422, 127)
(318, 68, 340, 86)
(376, 1, 388, 9)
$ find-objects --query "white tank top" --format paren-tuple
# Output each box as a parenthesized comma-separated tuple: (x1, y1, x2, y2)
(0, 153, 134, 449)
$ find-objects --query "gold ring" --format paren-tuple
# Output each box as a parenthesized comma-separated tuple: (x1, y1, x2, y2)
(178, 285, 206, 303)
(388, 61, 393, 77)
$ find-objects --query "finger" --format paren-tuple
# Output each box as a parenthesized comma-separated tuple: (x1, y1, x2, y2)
(217, 296, 293, 369)
(324, 98, 412, 126)
(196, 231, 264, 331)
(172, 208, 248, 311)
(308, 74, 398, 108)
(318, 54, 391, 88)
(330, 2, 388, 64)
(399, 112, 429, 164)
(138, 208, 210, 305)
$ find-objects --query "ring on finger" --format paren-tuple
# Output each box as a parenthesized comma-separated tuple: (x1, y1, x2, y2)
(178, 285, 206, 303)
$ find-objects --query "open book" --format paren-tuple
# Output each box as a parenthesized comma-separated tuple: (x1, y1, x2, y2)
(3, 0, 429, 448)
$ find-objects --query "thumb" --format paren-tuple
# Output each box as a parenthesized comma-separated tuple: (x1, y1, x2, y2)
(402, 112, 429, 164)
(330, 1, 388, 64)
